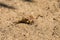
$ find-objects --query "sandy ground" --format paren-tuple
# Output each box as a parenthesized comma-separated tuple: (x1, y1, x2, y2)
(0, 0, 60, 40)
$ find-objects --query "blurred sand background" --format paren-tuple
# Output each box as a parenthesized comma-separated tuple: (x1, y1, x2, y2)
(0, 0, 60, 40)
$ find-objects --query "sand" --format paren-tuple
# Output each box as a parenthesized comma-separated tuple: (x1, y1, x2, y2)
(0, 0, 60, 40)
